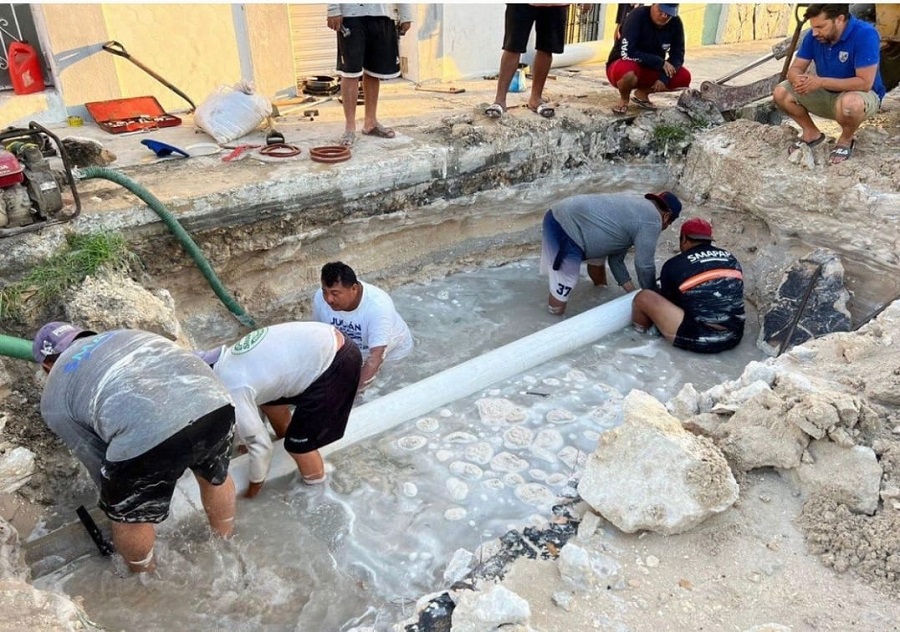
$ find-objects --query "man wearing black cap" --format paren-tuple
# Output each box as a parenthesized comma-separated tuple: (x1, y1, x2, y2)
(540, 191, 682, 315)
(606, 4, 690, 115)
(632, 218, 745, 353)
(33, 322, 237, 573)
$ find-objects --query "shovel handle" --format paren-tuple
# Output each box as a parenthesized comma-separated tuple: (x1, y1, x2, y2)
(102, 40, 130, 59)
(101, 40, 196, 112)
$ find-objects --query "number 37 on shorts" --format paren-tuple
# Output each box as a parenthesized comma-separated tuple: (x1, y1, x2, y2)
(555, 283, 572, 297)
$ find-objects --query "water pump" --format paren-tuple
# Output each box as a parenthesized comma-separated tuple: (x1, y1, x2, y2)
(0, 122, 81, 237)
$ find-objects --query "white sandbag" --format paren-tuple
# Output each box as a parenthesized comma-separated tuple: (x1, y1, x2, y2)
(193, 81, 272, 144)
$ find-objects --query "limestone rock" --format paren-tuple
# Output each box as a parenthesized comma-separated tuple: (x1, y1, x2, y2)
(451, 584, 530, 632)
(758, 249, 852, 356)
(552, 590, 574, 611)
(557, 542, 620, 592)
(718, 391, 809, 471)
(743, 625, 793, 632)
(740, 361, 778, 387)
(0, 362, 11, 402)
(578, 390, 738, 535)
(675, 88, 726, 127)
(0, 517, 28, 581)
(785, 393, 841, 440)
(66, 271, 185, 344)
(780, 440, 882, 514)
(722, 380, 772, 408)
(0, 578, 102, 631)
(0, 447, 35, 494)
(576, 511, 602, 542)
(666, 383, 700, 419)
(444, 548, 476, 586)
(682, 413, 728, 439)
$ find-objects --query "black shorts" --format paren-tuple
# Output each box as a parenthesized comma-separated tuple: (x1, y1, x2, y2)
(99, 404, 235, 523)
(502, 4, 567, 55)
(277, 339, 362, 454)
(336, 15, 401, 79)
(674, 318, 743, 354)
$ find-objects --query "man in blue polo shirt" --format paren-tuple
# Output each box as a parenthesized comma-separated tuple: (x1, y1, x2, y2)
(773, 3, 885, 165)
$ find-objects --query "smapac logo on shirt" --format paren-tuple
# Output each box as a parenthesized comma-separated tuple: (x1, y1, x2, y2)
(839, 51, 849, 63)
(687, 249, 732, 264)
(231, 327, 268, 355)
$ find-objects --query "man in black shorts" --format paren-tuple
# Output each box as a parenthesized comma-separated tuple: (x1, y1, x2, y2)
(326, 4, 413, 147)
(486, 3, 569, 119)
(197, 321, 362, 498)
(34, 322, 237, 573)
(631, 218, 745, 353)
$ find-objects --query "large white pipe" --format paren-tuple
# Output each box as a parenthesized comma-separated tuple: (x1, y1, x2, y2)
(170, 292, 636, 518)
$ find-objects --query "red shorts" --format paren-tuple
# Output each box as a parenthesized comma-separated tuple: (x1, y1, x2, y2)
(606, 59, 691, 90)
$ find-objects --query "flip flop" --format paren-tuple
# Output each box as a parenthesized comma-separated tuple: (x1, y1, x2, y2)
(631, 96, 658, 111)
(528, 102, 555, 118)
(788, 133, 826, 156)
(361, 123, 396, 139)
(485, 103, 505, 119)
(828, 139, 856, 165)
(611, 103, 629, 116)
(339, 131, 355, 147)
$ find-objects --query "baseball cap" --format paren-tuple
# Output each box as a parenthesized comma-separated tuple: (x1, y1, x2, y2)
(194, 345, 224, 367)
(681, 217, 714, 241)
(32, 321, 96, 363)
(658, 4, 680, 17)
(645, 191, 682, 218)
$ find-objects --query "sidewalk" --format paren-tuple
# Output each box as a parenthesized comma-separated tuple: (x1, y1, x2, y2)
(55, 38, 780, 170)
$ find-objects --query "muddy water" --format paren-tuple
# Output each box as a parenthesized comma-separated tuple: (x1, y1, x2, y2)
(34, 254, 764, 631)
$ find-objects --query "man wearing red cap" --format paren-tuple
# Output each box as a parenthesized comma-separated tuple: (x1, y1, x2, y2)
(632, 217, 745, 353)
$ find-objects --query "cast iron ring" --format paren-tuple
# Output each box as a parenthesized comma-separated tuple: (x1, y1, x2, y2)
(309, 145, 352, 164)
(258, 143, 302, 158)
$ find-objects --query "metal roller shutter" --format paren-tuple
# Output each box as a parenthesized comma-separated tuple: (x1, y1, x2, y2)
(289, 3, 337, 89)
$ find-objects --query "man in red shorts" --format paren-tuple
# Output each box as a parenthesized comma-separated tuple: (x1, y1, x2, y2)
(606, 4, 691, 115)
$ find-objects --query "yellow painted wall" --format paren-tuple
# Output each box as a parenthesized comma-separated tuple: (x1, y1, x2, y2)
(0, 92, 54, 125)
(40, 4, 119, 105)
(720, 4, 793, 44)
(99, 4, 241, 113)
(679, 4, 710, 48)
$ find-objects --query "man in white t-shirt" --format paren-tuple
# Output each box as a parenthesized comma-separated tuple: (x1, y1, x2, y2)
(312, 261, 414, 390)
(197, 321, 361, 498)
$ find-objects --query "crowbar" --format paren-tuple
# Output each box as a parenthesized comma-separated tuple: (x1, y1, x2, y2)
(102, 41, 197, 112)
(415, 84, 466, 94)
(76, 505, 114, 556)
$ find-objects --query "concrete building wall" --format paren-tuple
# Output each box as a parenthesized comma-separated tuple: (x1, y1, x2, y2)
(245, 4, 296, 100)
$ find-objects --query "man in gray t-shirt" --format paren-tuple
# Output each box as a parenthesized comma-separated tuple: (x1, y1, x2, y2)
(34, 321, 237, 574)
(539, 191, 682, 315)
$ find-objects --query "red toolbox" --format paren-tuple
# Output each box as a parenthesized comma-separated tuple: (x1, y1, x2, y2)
(84, 96, 181, 134)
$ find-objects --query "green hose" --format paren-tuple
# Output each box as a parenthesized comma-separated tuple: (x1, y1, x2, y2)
(79, 167, 256, 329)
(0, 333, 34, 362)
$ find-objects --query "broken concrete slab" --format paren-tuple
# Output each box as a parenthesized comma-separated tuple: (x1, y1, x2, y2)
(759, 249, 852, 356)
